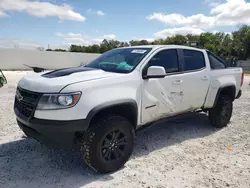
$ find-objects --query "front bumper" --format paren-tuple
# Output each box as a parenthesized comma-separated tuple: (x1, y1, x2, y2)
(16, 111, 89, 148)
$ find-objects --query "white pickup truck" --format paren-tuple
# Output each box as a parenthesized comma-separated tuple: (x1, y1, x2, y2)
(14, 45, 244, 173)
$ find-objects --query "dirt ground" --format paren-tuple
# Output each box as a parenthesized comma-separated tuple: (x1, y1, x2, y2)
(0, 71, 250, 188)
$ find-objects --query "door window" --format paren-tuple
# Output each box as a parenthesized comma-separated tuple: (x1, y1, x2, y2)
(148, 49, 179, 73)
(183, 50, 205, 71)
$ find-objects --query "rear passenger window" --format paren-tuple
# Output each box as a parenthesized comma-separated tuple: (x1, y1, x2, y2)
(207, 51, 226, 69)
(148, 49, 179, 73)
(183, 50, 205, 71)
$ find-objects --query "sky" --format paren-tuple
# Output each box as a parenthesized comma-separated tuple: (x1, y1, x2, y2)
(0, 0, 250, 50)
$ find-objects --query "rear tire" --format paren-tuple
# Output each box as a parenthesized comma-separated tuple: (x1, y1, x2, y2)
(78, 115, 134, 173)
(209, 95, 233, 128)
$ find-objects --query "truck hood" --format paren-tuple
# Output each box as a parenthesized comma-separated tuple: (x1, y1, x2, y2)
(18, 67, 118, 93)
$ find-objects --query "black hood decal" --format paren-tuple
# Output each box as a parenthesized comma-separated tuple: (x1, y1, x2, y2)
(42, 67, 97, 78)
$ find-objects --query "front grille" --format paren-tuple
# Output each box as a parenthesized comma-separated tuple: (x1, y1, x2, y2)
(14, 87, 42, 118)
(15, 99, 34, 117)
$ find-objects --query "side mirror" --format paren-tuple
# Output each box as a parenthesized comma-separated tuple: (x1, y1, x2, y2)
(144, 66, 166, 79)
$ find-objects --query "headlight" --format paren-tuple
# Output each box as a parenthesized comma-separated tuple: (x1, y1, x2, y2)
(37, 92, 81, 110)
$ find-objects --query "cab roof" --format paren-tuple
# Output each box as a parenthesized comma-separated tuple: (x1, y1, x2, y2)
(120, 45, 203, 51)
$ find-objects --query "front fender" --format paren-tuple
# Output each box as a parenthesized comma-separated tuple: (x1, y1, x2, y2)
(85, 99, 138, 125)
(59, 75, 141, 122)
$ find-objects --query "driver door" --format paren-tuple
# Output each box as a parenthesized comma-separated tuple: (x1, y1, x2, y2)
(141, 49, 184, 124)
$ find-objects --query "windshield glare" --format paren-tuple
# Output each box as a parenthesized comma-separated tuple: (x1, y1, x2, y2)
(85, 48, 152, 73)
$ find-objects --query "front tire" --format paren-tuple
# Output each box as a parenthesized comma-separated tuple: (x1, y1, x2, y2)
(79, 115, 134, 173)
(209, 95, 233, 128)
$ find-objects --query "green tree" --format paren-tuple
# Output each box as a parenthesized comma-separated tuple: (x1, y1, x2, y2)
(91, 44, 101, 53)
(100, 39, 110, 53)
(69, 45, 85, 53)
(231, 25, 250, 59)
(54, 49, 67, 52)
(119, 42, 129, 47)
(152, 38, 164, 45)
(63, 26, 250, 60)
(129, 40, 140, 46)
(186, 34, 200, 42)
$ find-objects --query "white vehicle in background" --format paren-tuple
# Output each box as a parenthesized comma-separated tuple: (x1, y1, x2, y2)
(14, 45, 243, 173)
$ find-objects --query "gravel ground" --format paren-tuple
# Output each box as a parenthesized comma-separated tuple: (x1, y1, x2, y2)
(0, 71, 250, 188)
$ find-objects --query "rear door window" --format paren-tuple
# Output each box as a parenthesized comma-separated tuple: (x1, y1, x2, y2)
(183, 50, 206, 71)
(148, 49, 179, 73)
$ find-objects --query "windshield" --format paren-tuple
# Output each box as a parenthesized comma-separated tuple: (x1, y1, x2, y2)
(85, 48, 152, 73)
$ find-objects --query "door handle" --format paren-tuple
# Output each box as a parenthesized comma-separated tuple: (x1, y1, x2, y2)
(201, 76, 209, 81)
(172, 80, 183, 85)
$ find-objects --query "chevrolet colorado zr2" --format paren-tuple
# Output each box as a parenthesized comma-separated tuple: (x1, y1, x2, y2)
(14, 45, 244, 173)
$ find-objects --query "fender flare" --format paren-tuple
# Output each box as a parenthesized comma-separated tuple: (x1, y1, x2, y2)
(86, 99, 138, 126)
(213, 85, 236, 108)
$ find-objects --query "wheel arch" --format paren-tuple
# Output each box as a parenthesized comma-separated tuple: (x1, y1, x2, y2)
(86, 99, 138, 129)
(213, 85, 236, 108)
